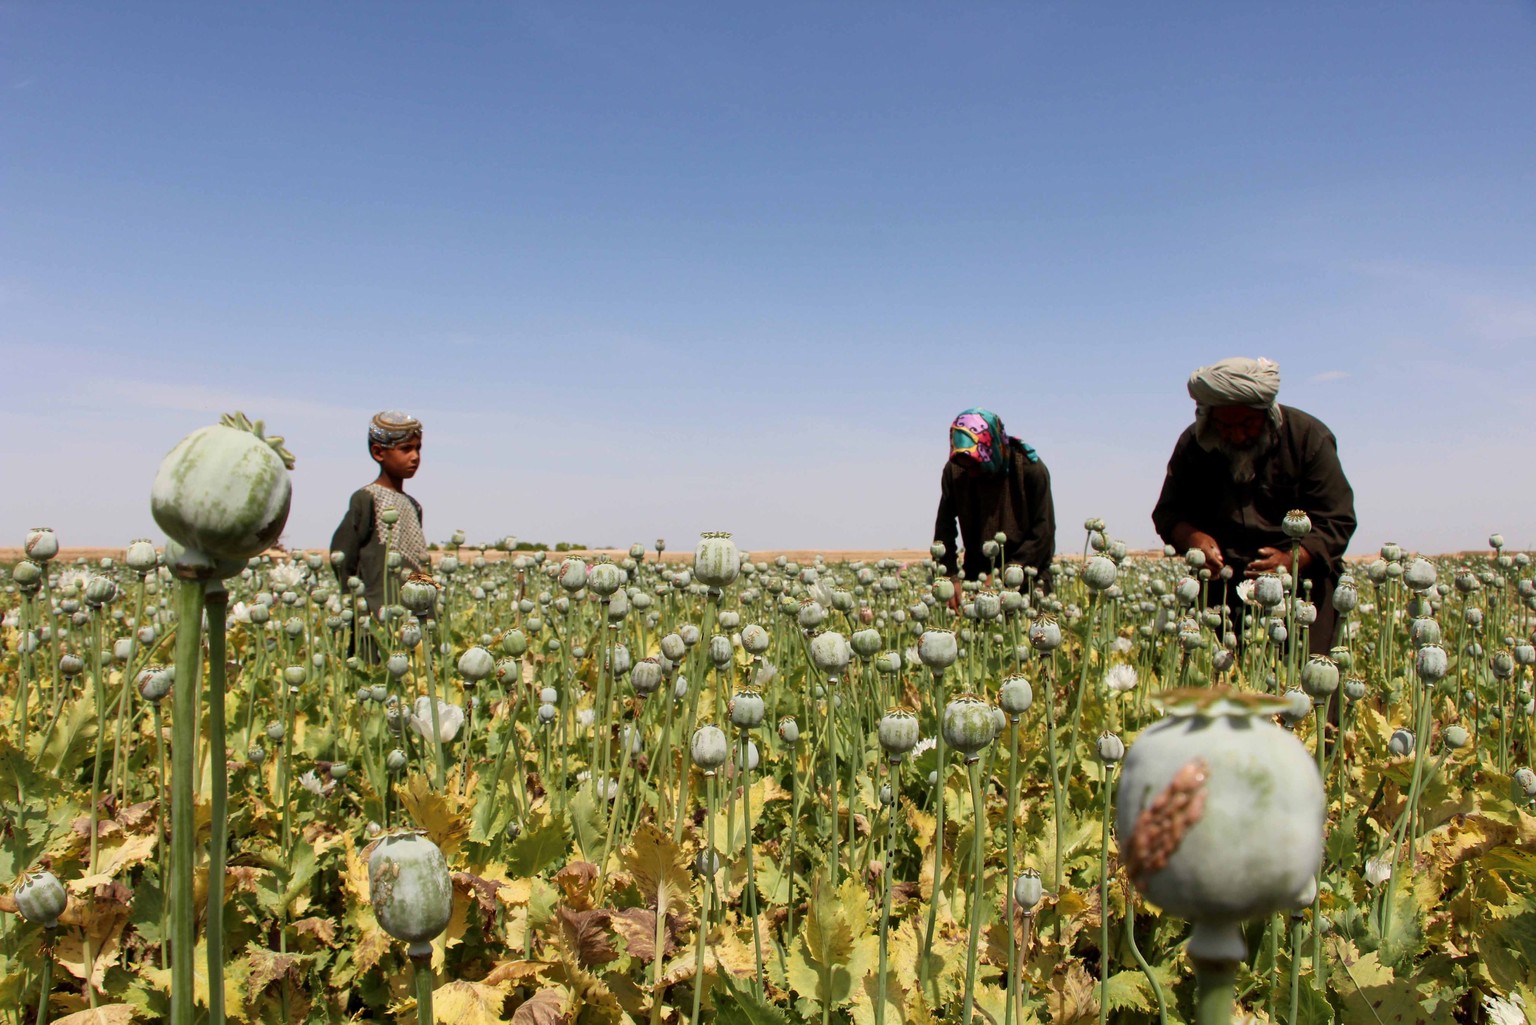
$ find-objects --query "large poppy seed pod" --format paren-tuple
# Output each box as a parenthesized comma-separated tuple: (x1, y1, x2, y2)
(918, 630, 958, 671)
(457, 646, 494, 682)
(558, 558, 587, 594)
(1098, 732, 1125, 764)
(1403, 558, 1437, 592)
(943, 695, 994, 761)
(691, 724, 730, 772)
(369, 831, 453, 958)
(607, 643, 632, 676)
(1332, 581, 1358, 614)
(872, 650, 902, 676)
(1385, 563, 1403, 580)
(1408, 618, 1441, 648)
(1002, 564, 1025, 589)
(59, 653, 85, 678)
(973, 590, 1002, 620)
(809, 631, 851, 675)
(999, 675, 1034, 717)
(1281, 510, 1312, 539)
(125, 538, 158, 575)
(693, 532, 741, 590)
(1028, 618, 1063, 652)
(1013, 870, 1044, 912)
(777, 716, 800, 745)
(151, 414, 293, 563)
(933, 578, 956, 604)
(1299, 655, 1339, 699)
(1514, 643, 1536, 667)
(1116, 690, 1324, 961)
(587, 562, 624, 598)
(137, 664, 173, 703)
(1342, 676, 1367, 703)
(11, 558, 43, 592)
(14, 870, 68, 928)
(400, 578, 438, 615)
(1082, 557, 1118, 592)
(1513, 767, 1536, 798)
(797, 600, 828, 631)
(1415, 644, 1449, 684)
(1442, 725, 1470, 751)
(1253, 574, 1285, 609)
(878, 708, 920, 761)
(82, 574, 118, 608)
(1293, 601, 1316, 627)
(740, 624, 770, 655)
(696, 633, 728, 670)
(25, 527, 60, 563)
(1388, 728, 1415, 757)
(729, 689, 765, 729)
(651, 632, 683, 664)
(1278, 688, 1311, 727)
(1464, 606, 1484, 629)
(631, 657, 664, 697)
(850, 628, 882, 659)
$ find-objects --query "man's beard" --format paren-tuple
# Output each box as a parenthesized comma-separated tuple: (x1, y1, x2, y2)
(1194, 408, 1280, 484)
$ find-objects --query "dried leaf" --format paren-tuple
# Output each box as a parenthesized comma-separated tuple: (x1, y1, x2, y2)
(553, 860, 599, 910)
(555, 906, 618, 968)
(292, 915, 337, 946)
(397, 772, 472, 855)
(511, 986, 569, 1025)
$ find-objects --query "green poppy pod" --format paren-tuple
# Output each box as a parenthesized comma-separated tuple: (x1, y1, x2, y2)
(878, 708, 920, 761)
(943, 695, 994, 761)
(14, 870, 68, 928)
(809, 631, 851, 675)
(1097, 732, 1125, 764)
(729, 690, 765, 730)
(1415, 644, 1449, 683)
(707, 635, 733, 669)
(777, 716, 800, 745)
(1342, 676, 1367, 703)
(918, 630, 958, 671)
(24, 528, 59, 562)
(587, 562, 624, 598)
(369, 832, 453, 957)
(851, 628, 882, 659)
(1281, 510, 1311, 539)
(740, 624, 770, 654)
(691, 724, 730, 772)
(1115, 690, 1323, 962)
(457, 646, 494, 682)
(631, 658, 664, 696)
(1028, 618, 1063, 652)
(1404, 558, 1437, 592)
(1083, 557, 1118, 592)
(1299, 656, 1339, 698)
(1013, 870, 1043, 911)
(151, 416, 292, 562)
(1388, 728, 1414, 757)
(558, 558, 588, 594)
(797, 601, 828, 630)
(999, 675, 1034, 716)
(693, 532, 741, 590)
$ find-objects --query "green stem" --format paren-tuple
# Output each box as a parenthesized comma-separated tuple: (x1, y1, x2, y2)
(170, 576, 208, 1025)
(961, 760, 986, 1025)
(1098, 767, 1114, 1025)
(920, 670, 948, 1000)
(1192, 959, 1237, 1025)
(412, 954, 434, 1025)
(1123, 889, 1168, 1025)
(739, 731, 765, 998)
(205, 588, 229, 1025)
(33, 942, 52, 1025)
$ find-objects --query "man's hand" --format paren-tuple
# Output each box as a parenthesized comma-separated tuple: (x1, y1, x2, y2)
(1245, 545, 1312, 577)
(947, 576, 962, 613)
(1182, 529, 1225, 573)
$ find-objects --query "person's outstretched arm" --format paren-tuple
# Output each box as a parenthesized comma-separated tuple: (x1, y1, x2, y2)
(933, 466, 960, 578)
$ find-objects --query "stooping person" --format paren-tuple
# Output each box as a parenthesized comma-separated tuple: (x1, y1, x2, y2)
(932, 408, 1056, 596)
(1151, 357, 1356, 655)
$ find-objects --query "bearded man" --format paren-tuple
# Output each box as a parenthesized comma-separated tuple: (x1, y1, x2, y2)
(1152, 357, 1357, 655)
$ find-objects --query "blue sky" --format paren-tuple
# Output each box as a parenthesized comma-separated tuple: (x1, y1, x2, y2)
(3, 3, 1534, 554)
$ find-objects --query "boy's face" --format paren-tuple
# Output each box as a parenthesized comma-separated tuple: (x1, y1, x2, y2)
(373, 437, 422, 479)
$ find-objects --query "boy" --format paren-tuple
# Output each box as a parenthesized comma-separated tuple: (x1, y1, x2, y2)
(330, 411, 428, 627)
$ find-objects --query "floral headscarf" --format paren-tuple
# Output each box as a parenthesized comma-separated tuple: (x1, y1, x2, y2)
(949, 408, 1037, 474)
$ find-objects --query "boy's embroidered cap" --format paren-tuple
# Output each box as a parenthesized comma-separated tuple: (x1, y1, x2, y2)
(369, 411, 422, 447)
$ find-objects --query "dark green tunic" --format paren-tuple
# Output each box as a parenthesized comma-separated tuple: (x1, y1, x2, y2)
(933, 448, 1056, 589)
(1152, 404, 1357, 654)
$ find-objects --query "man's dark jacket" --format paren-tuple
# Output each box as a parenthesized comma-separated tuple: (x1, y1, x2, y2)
(1152, 404, 1356, 653)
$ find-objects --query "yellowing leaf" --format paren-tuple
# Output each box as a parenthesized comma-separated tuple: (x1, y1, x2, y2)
(397, 772, 472, 855)
(1045, 961, 1097, 1025)
(433, 979, 511, 1025)
(621, 823, 693, 919)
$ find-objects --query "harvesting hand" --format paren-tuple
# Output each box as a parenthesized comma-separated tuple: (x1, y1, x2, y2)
(1246, 545, 1312, 577)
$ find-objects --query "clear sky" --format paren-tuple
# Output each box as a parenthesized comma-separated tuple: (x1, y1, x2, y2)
(3, 3, 1534, 555)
